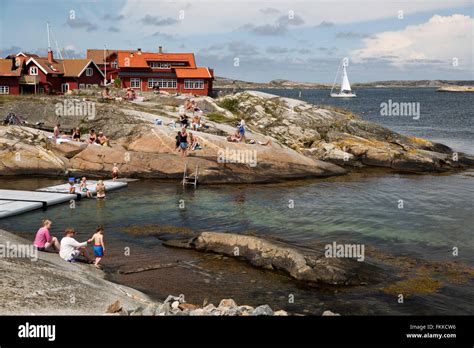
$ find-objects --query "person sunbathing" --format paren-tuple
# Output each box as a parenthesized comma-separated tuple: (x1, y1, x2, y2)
(102, 87, 113, 100)
(227, 129, 242, 142)
(191, 114, 201, 131)
(96, 132, 109, 146)
(72, 128, 81, 141)
(87, 129, 97, 144)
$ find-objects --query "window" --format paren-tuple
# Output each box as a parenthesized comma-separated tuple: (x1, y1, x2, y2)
(39, 87, 45, 94)
(111, 60, 118, 69)
(184, 79, 204, 89)
(30, 66, 38, 75)
(130, 78, 141, 88)
(61, 83, 69, 93)
(0, 86, 10, 94)
(150, 61, 172, 69)
(147, 78, 177, 89)
(79, 84, 85, 89)
(85, 67, 93, 76)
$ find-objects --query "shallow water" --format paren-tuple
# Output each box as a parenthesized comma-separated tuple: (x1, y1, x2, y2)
(1, 88, 473, 315)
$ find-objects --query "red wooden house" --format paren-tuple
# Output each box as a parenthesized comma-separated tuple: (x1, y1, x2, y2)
(0, 51, 104, 95)
(115, 48, 213, 96)
(86, 49, 130, 83)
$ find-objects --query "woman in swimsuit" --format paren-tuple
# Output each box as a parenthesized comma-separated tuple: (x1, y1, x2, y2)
(72, 128, 81, 141)
(178, 128, 189, 157)
(88, 129, 97, 144)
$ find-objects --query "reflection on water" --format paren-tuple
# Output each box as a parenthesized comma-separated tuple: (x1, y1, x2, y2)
(0, 170, 473, 315)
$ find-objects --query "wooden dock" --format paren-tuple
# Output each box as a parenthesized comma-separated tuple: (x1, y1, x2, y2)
(0, 180, 128, 219)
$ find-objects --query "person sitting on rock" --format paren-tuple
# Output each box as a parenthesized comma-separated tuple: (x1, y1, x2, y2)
(33, 219, 60, 253)
(102, 87, 113, 100)
(184, 99, 193, 111)
(96, 132, 109, 146)
(179, 114, 189, 128)
(59, 228, 93, 263)
(88, 129, 97, 144)
(227, 129, 242, 143)
(72, 128, 81, 141)
(191, 114, 201, 131)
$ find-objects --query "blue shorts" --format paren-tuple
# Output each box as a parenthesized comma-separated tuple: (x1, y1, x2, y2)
(180, 142, 188, 149)
(93, 245, 104, 257)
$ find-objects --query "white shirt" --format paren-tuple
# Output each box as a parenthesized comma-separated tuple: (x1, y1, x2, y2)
(59, 236, 87, 261)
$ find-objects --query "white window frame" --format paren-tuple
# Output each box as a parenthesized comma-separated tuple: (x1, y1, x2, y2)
(111, 60, 118, 69)
(30, 66, 38, 75)
(0, 86, 10, 94)
(184, 79, 204, 90)
(61, 83, 69, 93)
(150, 61, 172, 69)
(79, 84, 85, 89)
(85, 67, 93, 76)
(130, 78, 141, 88)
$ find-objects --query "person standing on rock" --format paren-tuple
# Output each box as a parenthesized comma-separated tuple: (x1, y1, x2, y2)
(178, 128, 189, 156)
(112, 163, 119, 181)
(53, 123, 60, 139)
(59, 228, 93, 263)
(33, 219, 60, 252)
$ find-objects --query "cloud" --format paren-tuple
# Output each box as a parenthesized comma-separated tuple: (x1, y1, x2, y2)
(0, 45, 22, 57)
(277, 14, 305, 26)
(240, 13, 304, 36)
(108, 26, 120, 33)
(266, 46, 289, 54)
(140, 15, 178, 26)
(227, 41, 259, 56)
(297, 48, 312, 55)
(66, 18, 97, 32)
(259, 7, 280, 15)
(336, 32, 370, 39)
(315, 21, 335, 28)
(102, 14, 124, 21)
(351, 14, 474, 68)
(151, 31, 176, 40)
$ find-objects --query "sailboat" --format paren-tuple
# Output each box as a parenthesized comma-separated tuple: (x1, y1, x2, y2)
(330, 59, 356, 98)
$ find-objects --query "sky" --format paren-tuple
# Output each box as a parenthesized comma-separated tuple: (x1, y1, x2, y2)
(0, 0, 473, 83)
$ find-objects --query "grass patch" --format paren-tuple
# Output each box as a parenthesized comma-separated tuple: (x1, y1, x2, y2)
(217, 98, 239, 113)
(205, 112, 235, 124)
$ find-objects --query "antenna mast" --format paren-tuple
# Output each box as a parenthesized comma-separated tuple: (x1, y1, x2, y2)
(46, 21, 51, 51)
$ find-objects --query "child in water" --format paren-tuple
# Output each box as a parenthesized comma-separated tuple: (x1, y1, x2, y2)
(90, 225, 106, 269)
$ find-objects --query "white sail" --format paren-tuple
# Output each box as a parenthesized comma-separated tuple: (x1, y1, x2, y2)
(340, 65, 351, 92)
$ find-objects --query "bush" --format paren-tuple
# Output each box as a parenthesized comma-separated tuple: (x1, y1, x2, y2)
(217, 98, 239, 113)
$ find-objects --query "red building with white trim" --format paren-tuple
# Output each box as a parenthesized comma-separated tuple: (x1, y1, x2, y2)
(0, 51, 104, 95)
(112, 48, 213, 96)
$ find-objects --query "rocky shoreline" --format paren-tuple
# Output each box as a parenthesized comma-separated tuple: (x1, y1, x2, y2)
(1, 91, 472, 184)
(0, 228, 302, 316)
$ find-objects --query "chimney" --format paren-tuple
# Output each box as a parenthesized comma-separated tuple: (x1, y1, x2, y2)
(47, 49, 54, 63)
(137, 48, 142, 55)
(158, 46, 163, 53)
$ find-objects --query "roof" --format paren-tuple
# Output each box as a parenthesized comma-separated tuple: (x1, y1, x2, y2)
(86, 49, 131, 65)
(175, 67, 212, 79)
(0, 58, 23, 76)
(25, 57, 104, 78)
(117, 51, 196, 69)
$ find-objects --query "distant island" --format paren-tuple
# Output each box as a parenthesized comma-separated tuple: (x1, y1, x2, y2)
(214, 76, 474, 90)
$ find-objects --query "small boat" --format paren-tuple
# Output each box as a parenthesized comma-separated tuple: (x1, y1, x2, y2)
(330, 59, 356, 98)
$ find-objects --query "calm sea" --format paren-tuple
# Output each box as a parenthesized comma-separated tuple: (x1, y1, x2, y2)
(0, 88, 473, 315)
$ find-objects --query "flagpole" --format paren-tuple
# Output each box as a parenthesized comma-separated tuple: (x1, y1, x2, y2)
(104, 44, 107, 86)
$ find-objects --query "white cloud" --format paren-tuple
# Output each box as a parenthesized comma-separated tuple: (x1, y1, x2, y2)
(119, 0, 471, 36)
(351, 14, 474, 68)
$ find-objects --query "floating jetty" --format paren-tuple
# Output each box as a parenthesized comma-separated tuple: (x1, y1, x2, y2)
(0, 180, 128, 219)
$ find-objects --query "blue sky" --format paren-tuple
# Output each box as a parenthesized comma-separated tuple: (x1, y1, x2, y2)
(0, 0, 472, 82)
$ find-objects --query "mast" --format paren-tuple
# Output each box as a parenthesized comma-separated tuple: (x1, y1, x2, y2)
(46, 22, 51, 51)
(330, 61, 341, 95)
(104, 44, 107, 86)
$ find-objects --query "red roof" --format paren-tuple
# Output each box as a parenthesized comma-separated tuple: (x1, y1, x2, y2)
(175, 67, 212, 79)
(118, 51, 196, 68)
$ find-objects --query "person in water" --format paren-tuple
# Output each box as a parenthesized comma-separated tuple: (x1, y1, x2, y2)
(80, 177, 93, 198)
(90, 225, 106, 268)
(33, 219, 60, 252)
(96, 180, 106, 199)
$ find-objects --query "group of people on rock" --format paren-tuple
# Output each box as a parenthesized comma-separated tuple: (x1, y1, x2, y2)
(33, 219, 106, 269)
(53, 124, 110, 146)
(175, 99, 204, 156)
